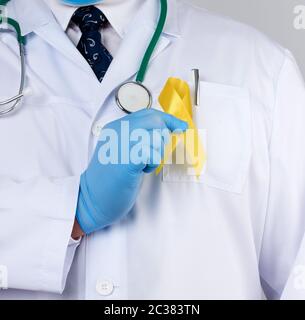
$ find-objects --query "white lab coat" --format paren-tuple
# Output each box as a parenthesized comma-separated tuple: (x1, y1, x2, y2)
(1, 0, 305, 300)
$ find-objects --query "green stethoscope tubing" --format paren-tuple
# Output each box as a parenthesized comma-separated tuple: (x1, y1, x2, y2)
(0, 17, 26, 45)
(0, 0, 25, 45)
(0, 0, 26, 115)
(136, 0, 167, 83)
(116, 0, 168, 113)
(0, 0, 167, 115)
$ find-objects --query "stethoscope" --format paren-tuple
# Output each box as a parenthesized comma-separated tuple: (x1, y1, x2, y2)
(0, 0, 167, 116)
(0, 0, 26, 116)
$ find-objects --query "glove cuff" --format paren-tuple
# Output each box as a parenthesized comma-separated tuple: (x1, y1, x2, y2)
(76, 173, 107, 234)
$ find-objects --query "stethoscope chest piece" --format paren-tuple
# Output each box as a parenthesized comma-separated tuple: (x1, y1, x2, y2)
(115, 0, 167, 114)
(116, 81, 152, 114)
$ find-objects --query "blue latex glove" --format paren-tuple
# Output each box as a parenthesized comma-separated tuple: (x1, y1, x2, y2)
(76, 109, 188, 234)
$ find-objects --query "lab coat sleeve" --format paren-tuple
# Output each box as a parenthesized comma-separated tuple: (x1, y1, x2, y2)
(0, 176, 80, 294)
(259, 50, 305, 300)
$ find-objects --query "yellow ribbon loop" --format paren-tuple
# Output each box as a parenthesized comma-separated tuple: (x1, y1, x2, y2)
(156, 77, 206, 178)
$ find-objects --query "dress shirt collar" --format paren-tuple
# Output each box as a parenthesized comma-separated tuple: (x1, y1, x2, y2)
(45, 0, 144, 38)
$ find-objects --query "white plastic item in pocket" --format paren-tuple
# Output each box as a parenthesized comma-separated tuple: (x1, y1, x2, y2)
(162, 81, 252, 194)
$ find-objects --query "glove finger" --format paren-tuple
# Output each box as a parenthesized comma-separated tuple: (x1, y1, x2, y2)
(143, 145, 163, 174)
(129, 135, 165, 173)
(128, 109, 188, 132)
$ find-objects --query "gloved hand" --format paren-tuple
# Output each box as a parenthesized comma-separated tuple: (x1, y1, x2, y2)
(76, 109, 188, 234)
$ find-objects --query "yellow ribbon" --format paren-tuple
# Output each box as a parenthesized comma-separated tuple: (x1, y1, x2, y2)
(156, 77, 206, 178)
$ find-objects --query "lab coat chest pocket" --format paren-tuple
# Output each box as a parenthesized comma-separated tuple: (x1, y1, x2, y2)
(162, 81, 252, 194)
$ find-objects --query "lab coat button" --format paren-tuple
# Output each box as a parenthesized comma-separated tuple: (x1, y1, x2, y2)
(96, 279, 114, 296)
(92, 121, 103, 138)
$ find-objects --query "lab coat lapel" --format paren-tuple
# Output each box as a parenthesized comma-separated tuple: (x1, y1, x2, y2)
(34, 22, 94, 75)
(12, 0, 94, 75)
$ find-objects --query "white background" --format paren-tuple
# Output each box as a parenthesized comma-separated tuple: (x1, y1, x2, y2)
(188, 0, 305, 76)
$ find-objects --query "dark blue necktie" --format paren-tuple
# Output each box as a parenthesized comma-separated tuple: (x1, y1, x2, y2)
(72, 6, 113, 82)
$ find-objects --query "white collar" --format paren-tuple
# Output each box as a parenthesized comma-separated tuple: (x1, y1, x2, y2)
(8, 0, 181, 38)
(44, 0, 144, 38)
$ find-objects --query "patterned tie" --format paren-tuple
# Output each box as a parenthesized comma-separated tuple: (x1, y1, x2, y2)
(71, 6, 113, 82)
